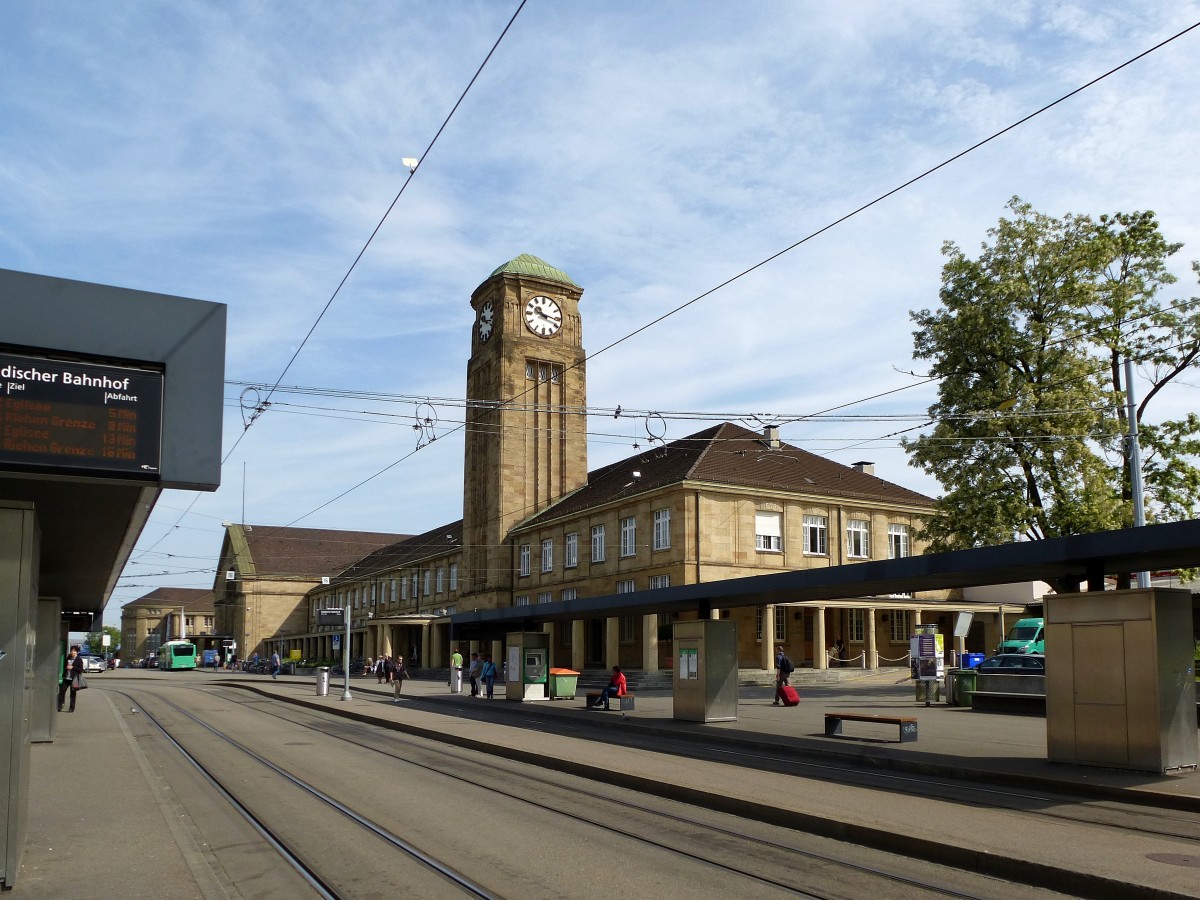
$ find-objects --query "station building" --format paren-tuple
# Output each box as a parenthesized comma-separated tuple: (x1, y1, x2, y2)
(119, 587, 215, 664)
(251, 254, 1025, 674)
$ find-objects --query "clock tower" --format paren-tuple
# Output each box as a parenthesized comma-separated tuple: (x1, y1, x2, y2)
(462, 254, 587, 604)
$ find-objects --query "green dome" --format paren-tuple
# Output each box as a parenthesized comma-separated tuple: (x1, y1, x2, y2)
(489, 253, 579, 288)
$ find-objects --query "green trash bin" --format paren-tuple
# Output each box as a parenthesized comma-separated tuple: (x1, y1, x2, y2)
(957, 668, 977, 708)
(548, 667, 580, 700)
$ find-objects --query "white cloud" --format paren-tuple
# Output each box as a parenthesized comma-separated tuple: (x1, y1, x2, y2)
(1, 1, 1197, 625)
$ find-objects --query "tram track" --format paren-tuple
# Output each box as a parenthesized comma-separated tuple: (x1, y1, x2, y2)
(212, 680, 1200, 899)
(119, 682, 1033, 899)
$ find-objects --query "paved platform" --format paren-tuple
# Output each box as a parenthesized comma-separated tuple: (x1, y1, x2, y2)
(14, 668, 1200, 896)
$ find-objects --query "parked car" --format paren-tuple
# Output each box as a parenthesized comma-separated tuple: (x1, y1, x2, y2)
(142, 656, 157, 669)
(83, 656, 106, 673)
(977, 653, 1045, 672)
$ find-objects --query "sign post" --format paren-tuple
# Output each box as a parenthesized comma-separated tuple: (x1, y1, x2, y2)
(317, 608, 351, 701)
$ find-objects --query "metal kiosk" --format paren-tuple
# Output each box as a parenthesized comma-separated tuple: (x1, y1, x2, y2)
(505, 632, 549, 701)
(673, 619, 737, 722)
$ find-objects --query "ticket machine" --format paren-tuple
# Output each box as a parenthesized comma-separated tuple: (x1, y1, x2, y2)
(505, 632, 550, 701)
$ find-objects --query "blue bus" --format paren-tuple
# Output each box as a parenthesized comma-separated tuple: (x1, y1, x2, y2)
(157, 640, 198, 670)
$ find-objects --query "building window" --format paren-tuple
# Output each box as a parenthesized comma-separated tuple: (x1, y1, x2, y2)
(525, 361, 535, 379)
(390, 579, 397, 603)
(449, 563, 458, 591)
(846, 519, 870, 559)
(890, 611, 912, 642)
(423, 571, 431, 596)
(410, 573, 418, 601)
(755, 510, 782, 552)
(561, 588, 577, 602)
(519, 544, 531, 577)
(774, 607, 787, 643)
(652, 508, 671, 550)
(620, 615, 637, 643)
(849, 609, 865, 643)
(565, 533, 578, 568)
(541, 539, 554, 573)
(516, 594, 530, 606)
(537, 591, 552, 604)
(648, 574, 670, 590)
(591, 524, 606, 562)
(888, 524, 910, 559)
(620, 517, 636, 557)
(802, 514, 828, 555)
(755, 606, 764, 641)
(435, 568, 444, 593)
(617, 579, 635, 594)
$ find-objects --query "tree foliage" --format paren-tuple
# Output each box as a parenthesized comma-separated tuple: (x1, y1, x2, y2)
(85, 625, 121, 655)
(904, 198, 1200, 551)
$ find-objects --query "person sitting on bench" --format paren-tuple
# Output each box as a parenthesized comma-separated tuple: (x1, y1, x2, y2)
(591, 665, 627, 709)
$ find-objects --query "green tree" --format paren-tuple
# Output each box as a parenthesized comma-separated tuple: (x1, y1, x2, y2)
(85, 625, 121, 656)
(904, 198, 1200, 552)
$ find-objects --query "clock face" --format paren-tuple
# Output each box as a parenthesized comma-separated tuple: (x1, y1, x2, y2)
(523, 295, 562, 337)
(478, 301, 494, 342)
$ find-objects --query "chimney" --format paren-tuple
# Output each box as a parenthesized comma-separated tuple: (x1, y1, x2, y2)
(763, 425, 781, 449)
(852, 460, 875, 475)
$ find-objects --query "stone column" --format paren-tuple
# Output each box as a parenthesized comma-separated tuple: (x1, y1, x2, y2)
(429, 621, 444, 668)
(570, 620, 585, 671)
(605, 617, 619, 669)
(379, 625, 392, 659)
(865, 607, 879, 669)
(813, 606, 827, 670)
(760, 605, 775, 671)
(640, 614, 659, 671)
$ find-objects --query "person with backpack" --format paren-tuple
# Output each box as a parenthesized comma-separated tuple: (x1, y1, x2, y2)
(480, 654, 497, 699)
(773, 646, 796, 705)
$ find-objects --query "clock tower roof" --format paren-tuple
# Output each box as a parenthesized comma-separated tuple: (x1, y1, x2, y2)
(488, 253, 579, 289)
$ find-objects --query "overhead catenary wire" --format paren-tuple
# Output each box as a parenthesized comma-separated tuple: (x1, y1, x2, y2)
(130, 20, 1200, 588)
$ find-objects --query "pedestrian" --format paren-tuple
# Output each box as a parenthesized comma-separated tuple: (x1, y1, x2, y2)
(450, 646, 463, 689)
(392, 655, 410, 702)
(833, 638, 846, 668)
(480, 654, 497, 699)
(773, 646, 794, 705)
(590, 665, 627, 709)
(270, 649, 281, 679)
(383, 654, 395, 684)
(58, 645, 86, 712)
(467, 651, 482, 697)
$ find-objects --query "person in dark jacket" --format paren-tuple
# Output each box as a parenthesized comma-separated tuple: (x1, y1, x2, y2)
(58, 645, 85, 712)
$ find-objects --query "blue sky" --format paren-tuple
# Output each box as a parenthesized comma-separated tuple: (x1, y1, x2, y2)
(2, 2, 1198, 629)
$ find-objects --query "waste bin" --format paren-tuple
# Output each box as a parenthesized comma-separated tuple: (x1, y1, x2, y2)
(548, 667, 580, 700)
(914, 679, 940, 702)
(945, 668, 959, 706)
(957, 668, 977, 707)
(316, 666, 330, 697)
(962, 652, 985, 669)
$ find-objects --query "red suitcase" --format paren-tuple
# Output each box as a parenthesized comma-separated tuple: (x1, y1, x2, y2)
(776, 684, 800, 707)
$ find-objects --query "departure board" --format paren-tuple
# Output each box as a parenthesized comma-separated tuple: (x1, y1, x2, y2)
(0, 350, 164, 478)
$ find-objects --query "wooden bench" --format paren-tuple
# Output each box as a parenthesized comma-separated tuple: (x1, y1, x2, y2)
(584, 691, 635, 711)
(824, 712, 918, 743)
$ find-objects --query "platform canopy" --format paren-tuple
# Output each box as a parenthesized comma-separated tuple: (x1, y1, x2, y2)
(451, 518, 1200, 635)
(0, 268, 225, 616)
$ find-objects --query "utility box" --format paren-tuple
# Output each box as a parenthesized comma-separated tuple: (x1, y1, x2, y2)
(672, 619, 737, 722)
(1046, 589, 1198, 774)
(505, 632, 550, 701)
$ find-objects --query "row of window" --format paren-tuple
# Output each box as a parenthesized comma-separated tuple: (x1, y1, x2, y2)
(515, 574, 671, 606)
(756, 512, 911, 559)
(519, 509, 672, 577)
(316, 563, 462, 615)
